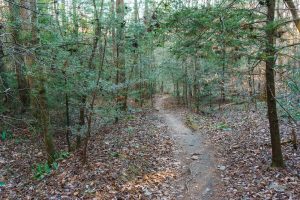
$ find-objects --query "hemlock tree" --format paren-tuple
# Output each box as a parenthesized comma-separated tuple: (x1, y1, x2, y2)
(265, 0, 284, 167)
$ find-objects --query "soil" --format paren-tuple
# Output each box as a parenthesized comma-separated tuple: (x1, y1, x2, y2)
(155, 95, 217, 200)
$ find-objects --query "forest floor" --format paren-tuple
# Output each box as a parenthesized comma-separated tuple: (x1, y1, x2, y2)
(0, 95, 299, 199)
(182, 98, 300, 200)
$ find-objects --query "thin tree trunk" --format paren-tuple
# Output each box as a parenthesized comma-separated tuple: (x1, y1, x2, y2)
(78, 0, 104, 148)
(111, 0, 117, 82)
(133, 0, 140, 103)
(0, 25, 9, 103)
(284, 0, 300, 32)
(53, 0, 71, 150)
(73, 0, 81, 148)
(9, 0, 30, 111)
(81, 0, 105, 162)
(266, 0, 284, 167)
(72, 0, 79, 39)
(61, 0, 67, 32)
(82, 34, 107, 164)
(116, 0, 127, 111)
(30, 0, 56, 164)
(176, 80, 180, 102)
(184, 63, 188, 106)
(220, 15, 226, 104)
(62, 65, 71, 151)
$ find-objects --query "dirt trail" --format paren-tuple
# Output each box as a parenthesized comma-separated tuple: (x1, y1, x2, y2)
(155, 95, 216, 200)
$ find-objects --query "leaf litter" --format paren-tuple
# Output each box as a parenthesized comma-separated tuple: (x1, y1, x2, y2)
(0, 98, 299, 199)
(0, 110, 180, 199)
(187, 103, 300, 200)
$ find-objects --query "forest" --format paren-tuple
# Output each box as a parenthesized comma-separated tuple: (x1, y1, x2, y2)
(0, 0, 299, 199)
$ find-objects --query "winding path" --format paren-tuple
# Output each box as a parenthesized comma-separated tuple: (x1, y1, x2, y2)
(155, 95, 216, 200)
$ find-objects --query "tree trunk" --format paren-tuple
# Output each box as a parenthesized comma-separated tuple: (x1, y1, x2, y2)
(284, 0, 300, 32)
(82, 34, 107, 164)
(133, 0, 140, 103)
(61, 0, 67, 32)
(116, 0, 127, 111)
(0, 25, 9, 103)
(29, 0, 56, 164)
(72, 0, 93, 149)
(62, 67, 71, 151)
(38, 82, 56, 164)
(9, 0, 31, 111)
(81, 0, 105, 163)
(220, 16, 226, 103)
(266, 0, 284, 167)
(72, 0, 79, 39)
(111, 0, 117, 81)
(176, 80, 180, 102)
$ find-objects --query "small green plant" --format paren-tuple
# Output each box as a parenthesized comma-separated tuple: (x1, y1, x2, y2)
(125, 126, 134, 135)
(126, 115, 136, 121)
(32, 150, 70, 179)
(1, 131, 6, 141)
(216, 122, 232, 131)
(55, 151, 70, 161)
(110, 151, 120, 158)
(52, 162, 59, 170)
(13, 135, 30, 145)
(1, 130, 13, 141)
(32, 161, 59, 180)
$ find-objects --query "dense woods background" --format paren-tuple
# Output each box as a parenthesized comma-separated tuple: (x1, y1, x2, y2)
(0, 0, 299, 198)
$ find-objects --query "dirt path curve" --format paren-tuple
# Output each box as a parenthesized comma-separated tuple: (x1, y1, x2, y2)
(155, 95, 216, 200)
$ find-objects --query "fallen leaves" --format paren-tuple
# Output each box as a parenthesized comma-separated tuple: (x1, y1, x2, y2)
(0, 110, 179, 199)
(2, 98, 298, 199)
(190, 103, 300, 199)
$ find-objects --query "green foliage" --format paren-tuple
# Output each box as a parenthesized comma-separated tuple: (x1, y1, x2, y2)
(216, 122, 232, 131)
(126, 115, 136, 121)
(1, 0, 299, 177)
(52, 162, 59, 170)
(32, 151, 69, 180)
(1, 130, 13, 142)
(287, 81, 299, 94)
(278, 79, 300, 121)
(125, 126, 134, 134)
(13, 135, 30, 145)
(55, 151, 70, 161)
(32, 161, 59, 180)
(1, 130, 7, 141)
(110, 151, 120, 158)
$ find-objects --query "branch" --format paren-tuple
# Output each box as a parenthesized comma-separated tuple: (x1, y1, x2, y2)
(268, 85, 298, 125)
(283, 0, 300, 32)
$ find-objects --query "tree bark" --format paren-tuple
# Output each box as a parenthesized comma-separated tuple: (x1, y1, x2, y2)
(116, 0, 127, 111)
(28, 0, 56, 164)
(266, 0, 284, 167)
(284, 0, 300, 32)
(9, 0, 31, 111)
(0, 25, 9, 103)
(220, 16, 226, 103)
